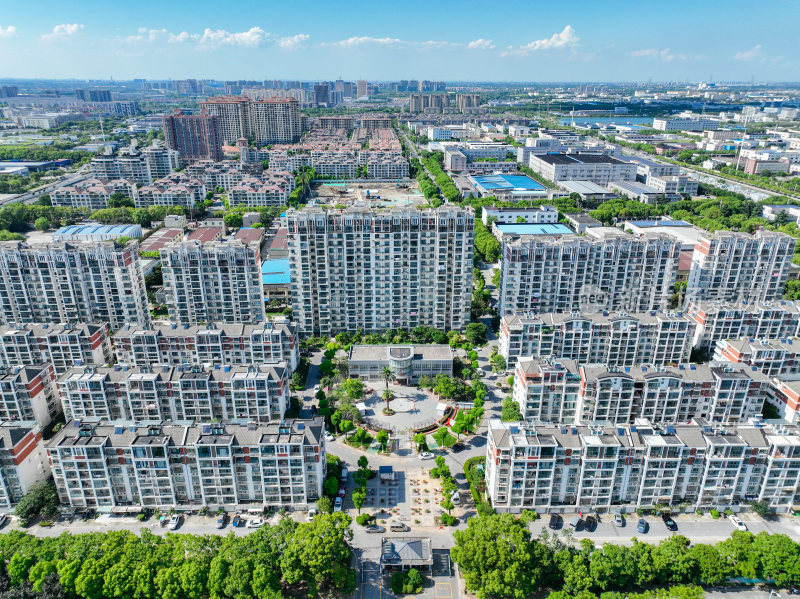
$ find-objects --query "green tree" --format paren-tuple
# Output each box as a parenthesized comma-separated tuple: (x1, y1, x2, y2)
(413, 432, 427, 452)
(339, 419, 355, 437)
(501, 399, 522, 422)
(465, 323, 488, 345)
(280, 513, 356, 596)
(341, 378, 365, 399)
(452, 513, 553, 599)
(376, 430, 389, 451)
(34, 217, 50, 231)
(491, 268, 501, 287)
(324, 476, 339, 497)
(14, 479, 60, 526)
(352, 488, 366, 513)
(433, 427, 449, 449)
(317, 496, 333, 514)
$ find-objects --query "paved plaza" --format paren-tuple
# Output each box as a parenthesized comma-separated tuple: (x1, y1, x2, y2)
(362, 384, 443, 434)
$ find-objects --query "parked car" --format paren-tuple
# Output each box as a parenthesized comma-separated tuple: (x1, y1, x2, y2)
(168, 514, 182, 530)
(313, 385, 320, 392)
(340, 467, 349, 482)
(450, 490, 461, 505)
(365, 525, 385, 534)
(637, 519, 649, 534)
(324, 432, 335, 442)
(216, 514, 228, 529)
(246, 517, 263, 528)
(548, 514, 561, 530)
(419, 452, 434, 460)
(334, 496, 343, 512)
(390, 522, 409, 532)
(729, 514, 747, 531)
(232, 515, 243, 527)
(614, 512, 624, 527)
(584, 516, 597, 532)
(661, 512, 678, 531)
(337, 486, 346, 498)
(306, 509, 317, 522)
(569, 515, 583, 530)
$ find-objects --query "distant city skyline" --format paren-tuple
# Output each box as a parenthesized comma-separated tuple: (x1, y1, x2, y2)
(0, 0, 797, 82)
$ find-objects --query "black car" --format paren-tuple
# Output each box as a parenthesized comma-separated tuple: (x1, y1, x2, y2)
(584, 516, 597, 532)
(548, 514, 561, 530)
(661, 512, 678, 531)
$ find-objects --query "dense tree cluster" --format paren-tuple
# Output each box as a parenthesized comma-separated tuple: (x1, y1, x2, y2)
(0, 513, 356, 599)
(452, 513, 800, 599)
(420, 153, 460, 202)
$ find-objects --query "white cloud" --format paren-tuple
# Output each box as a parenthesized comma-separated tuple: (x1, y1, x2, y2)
(42, 23, 83, 41)
(123, 27, 168, 44)
(734, 44, 764, 61)
(502, 25, 578, 56)
(0, 25, 16, 38)
(467, 38, 494, 50)
(278, 33, 309, 49)
(331, 36, 405, 47)
(630, 47, 686, 62)
(198, 26, 266, 47)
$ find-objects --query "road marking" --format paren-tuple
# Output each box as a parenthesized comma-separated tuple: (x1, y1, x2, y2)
(435, 583, 453, 599)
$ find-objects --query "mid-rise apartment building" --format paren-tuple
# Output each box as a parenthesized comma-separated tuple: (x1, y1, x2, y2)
(486, 417, 799, 514)
(113, 320, 299, 373)
(58, 363, 288, 423)
(513, 358, 768, 425)
(0, 241, 151, 329)
(0, 421, 49, 508)
(499, 232, 681, 316)
(48, 418, 325, 510)
(0, 364, 59, 426)
(287, 206, 473, 335)
(685, 300, 800, 348)
(90, 142, 178, 184)
(198, 96, 251, 144)
(162, 109, 224, 164)
(161, 240, 264, 325)
(686, 230, 796, 305)
(714, 338, 799, 376)
(527, 154, 637, 185)
(51, 179, 135, 210)
(134, 173, 207, 209)
(499, 311, 694, 366)
(0, 323, 111, 375)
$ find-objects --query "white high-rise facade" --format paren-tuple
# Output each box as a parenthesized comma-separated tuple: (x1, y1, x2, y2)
(161, 240, 264, 326)
(0, 241, 150, 329)
(287, 206, 474, 335)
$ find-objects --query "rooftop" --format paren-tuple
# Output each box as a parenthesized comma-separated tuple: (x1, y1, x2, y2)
(495, 223, 573, 236)
(473, 174, 546, 192)
(262, 259, 290, 286)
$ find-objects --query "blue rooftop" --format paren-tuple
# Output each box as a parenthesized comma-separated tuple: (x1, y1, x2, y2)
(473, 174, 546, 191)
(262, 259, 290, 286)
(496, 223, 573, 236)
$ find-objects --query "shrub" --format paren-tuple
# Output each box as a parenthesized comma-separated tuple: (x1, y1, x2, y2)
(391, 569, 423, 594)
(137, 513, 146, 521)
(724, 509, 733, 517)
(710, 509, 720, 519)
(440, 513, 456, 526)
(356, 513, 372, 526)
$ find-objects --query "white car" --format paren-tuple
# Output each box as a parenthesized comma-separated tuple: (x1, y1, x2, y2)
(419, 452, 434, 460)
(334, 496, 343, 512)
(729, 514, 747, 531)
(246, 517, 264, 528)
(314, 385, 321, 392)
(324, 432, 335, 442)
(306, 509, 317, 522)
(167, 514, 182, 530)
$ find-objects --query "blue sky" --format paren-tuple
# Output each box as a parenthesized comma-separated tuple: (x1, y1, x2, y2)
(0, 0, 797, 81)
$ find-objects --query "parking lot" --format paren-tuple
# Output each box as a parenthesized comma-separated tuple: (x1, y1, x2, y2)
(357, 550, 458, 599)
